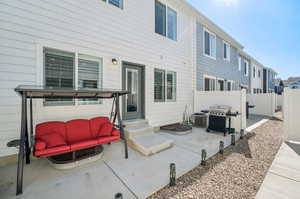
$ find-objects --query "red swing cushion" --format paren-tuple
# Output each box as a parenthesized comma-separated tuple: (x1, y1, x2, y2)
(98, 123, 114, 137)
(34, 116, 121, 157)
(39, 133, 67, 148)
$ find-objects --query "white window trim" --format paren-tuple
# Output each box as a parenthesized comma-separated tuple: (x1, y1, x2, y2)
(203, 74, 217, 91)
(39, 45, 103, 106)
(203, 28, 217, 60)
(166, 71, 177, 102)
(155, 1, 177, 41)
(223, 40, 230, 62)
(154, 68, 177, 103)
(226, 80, 235, 91)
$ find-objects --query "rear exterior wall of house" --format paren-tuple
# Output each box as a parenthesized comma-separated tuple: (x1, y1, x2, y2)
(0, 0, 195, 157)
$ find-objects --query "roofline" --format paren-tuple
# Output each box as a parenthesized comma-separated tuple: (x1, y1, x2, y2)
(179, 0, 244, 49)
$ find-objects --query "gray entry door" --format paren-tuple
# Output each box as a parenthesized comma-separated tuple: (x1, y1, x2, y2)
(122, 62, 144, 120)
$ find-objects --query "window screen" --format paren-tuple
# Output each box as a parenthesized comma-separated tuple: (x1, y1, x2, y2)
(204, 31, 210, 56)
(167, 7, 177, 40)
(78, 54, 102, 104)
(154, 69, 165, 102)
(166, 71, 176, 101)
(44, 48, 75, 105)
(155, 0, 166, 36)
(108, 0, 123, 9)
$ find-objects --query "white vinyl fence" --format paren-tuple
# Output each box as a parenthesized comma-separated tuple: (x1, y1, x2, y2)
(275, 94, 284, 111)
(246, 93, 276, 117)
(194, 90, 246, 132)
(284, 88, 300, 142)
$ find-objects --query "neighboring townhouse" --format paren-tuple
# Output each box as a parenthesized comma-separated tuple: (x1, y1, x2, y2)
(0, 0, 198, 156)
(263, 67, 277, 93)
(250, 58, 264, 94)
(239, 51, 251, 93)
(195, 21, 244, 91)
(283, 77, 300, 89)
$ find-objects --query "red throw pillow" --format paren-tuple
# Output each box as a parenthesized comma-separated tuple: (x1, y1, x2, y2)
(40, 133, 67, 148)
(98, 123, 113, 137)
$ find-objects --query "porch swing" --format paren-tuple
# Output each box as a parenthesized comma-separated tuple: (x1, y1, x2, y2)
(14, 85, 129, 195)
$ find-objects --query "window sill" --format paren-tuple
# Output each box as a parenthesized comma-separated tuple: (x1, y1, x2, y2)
(203, 53, 216, 60)
(155, 32, 177, 42)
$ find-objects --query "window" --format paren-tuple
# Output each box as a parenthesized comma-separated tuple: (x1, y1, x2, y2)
(244, 60, 249, 76)
(154, 69, 165, 102)
(155, 1, 177, 40)
(103, 0, 123, 9)
(258, 70, 261, 78)
(167, 7, 177, 40)
(44, 48, 75, 105)
(155, 1, 166, 37)
(223, 41, 230, 61)
(204, 29, 216, 58)
(44, 48, 102, 106)
(253, 66, 256, 78)
(166, 71, 176, 101)
(204, 77, 216, 91)
(238, 56, 242, 71)
(253, 88, 256, 94)
(154, 69, 177, 102)
(78, 54, 103, 104)
(217, 79, 224, 91)
(227, 82, 232, 91)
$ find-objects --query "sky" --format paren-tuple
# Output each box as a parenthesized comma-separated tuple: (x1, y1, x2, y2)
(186, 0, 300, 79)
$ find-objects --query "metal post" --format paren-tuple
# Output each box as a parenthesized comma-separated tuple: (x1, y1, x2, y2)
(169, 163, 176, 186)
(240, 129, 244, 140)
(114, 193, 123, 199)
(25, 98, 30, 164)
(116, 94, 128, 159)
(16, 93, 26, 195)
(29, 97, 34, 147)
(219, 141, 224, 154)
(201, 149, 207, 165)
(231, 134, 236, 146)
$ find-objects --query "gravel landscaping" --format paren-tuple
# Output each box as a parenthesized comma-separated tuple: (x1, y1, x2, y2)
(148, 115, 283, 199)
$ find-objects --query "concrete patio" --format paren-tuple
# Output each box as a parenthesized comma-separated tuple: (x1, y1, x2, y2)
(0, 116, 267, 199)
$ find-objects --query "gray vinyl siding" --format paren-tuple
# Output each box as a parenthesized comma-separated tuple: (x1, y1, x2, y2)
(268, 70, 275, 90)
(196, 22, 240, 90)
(240, 56, 251, 88)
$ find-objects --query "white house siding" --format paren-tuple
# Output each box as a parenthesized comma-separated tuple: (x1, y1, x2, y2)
(0, 0, 195, 157)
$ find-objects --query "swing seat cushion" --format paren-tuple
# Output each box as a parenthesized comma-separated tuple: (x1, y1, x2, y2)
(34, 117, 120, 157)
(39, 133, 67, 148)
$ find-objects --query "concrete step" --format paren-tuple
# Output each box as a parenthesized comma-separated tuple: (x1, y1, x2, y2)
(124, 125, 153, 138)
(128, 133, 174, 156)
(123, 119, 148, 128)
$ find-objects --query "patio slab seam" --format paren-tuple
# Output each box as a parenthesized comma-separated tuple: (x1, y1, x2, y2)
(103, 161, 139, 199)
(268, 170, 300, 183)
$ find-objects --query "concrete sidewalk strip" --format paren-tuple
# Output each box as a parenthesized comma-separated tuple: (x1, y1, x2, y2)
(256, 143, 300, 199)
(269, 143, 300, 182)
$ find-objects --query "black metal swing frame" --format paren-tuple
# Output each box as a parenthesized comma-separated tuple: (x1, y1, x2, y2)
(14, 85, 129, 195)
